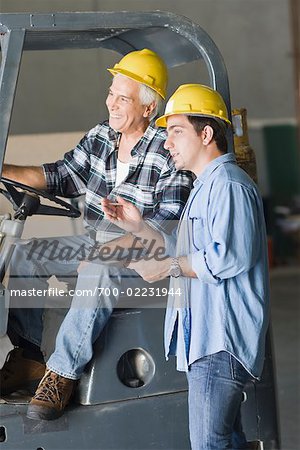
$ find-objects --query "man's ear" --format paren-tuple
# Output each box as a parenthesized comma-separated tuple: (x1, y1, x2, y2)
(202, 125, 214, 145)
(143, 101, 156, 118)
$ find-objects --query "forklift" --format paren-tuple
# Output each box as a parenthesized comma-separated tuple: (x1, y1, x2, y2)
(0, 10, 280, 449)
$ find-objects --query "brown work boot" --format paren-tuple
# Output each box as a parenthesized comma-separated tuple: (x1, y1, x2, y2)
(0, 347, 45, 396)
(26, 368, 76, 420)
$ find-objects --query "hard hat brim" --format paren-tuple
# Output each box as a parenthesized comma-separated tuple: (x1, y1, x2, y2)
(107, 68, 166, 99)
(155, 112, 231, 128)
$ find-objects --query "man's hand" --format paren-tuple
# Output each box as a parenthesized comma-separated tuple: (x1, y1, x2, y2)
(97, 233, 141, 254)
(101, 196, 143, 233)
(129, 255, 197, 281)
(129, 257, 171, 283)
(77, 261, 89, 273)
(79, 234, 144, 269)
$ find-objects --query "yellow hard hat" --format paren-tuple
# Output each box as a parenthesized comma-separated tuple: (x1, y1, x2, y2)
(155, 84, 231, 127)
(107, 48, 168, 99)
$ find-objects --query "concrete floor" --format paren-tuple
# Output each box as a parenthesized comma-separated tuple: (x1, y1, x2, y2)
(270, 265, 300, 450)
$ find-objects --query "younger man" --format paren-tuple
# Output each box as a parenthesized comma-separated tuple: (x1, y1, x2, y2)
(102, 84, 270, 449)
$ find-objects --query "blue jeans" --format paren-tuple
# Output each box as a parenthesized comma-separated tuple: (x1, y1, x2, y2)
(8, 234, 143, 379)
(186, 351, 251, 450)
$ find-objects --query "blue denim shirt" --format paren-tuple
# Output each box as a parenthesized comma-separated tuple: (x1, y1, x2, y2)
(164, 153, 270, 378)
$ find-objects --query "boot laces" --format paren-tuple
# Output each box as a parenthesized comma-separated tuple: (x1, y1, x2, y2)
(34, 370, 72, 407)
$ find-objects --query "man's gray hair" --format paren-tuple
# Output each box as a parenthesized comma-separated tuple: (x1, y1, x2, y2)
(139, 83, 164, 121)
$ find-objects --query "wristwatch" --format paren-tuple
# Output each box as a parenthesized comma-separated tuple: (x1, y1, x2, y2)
(169, 257, 182, 278)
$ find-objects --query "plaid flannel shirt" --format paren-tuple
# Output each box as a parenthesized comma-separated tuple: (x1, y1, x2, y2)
(43, 120, 193, 236)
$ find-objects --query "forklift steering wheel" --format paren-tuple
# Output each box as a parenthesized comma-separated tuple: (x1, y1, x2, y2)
(0, 177, 81, 219)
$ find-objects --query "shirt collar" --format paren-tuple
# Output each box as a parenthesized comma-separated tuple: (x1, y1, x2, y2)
(194, 153, 237, 187)
(107, 125, 119, 145)
(132, 120, 160, 157)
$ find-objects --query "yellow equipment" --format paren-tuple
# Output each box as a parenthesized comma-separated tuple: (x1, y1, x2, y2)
(232, 108, 257, 183)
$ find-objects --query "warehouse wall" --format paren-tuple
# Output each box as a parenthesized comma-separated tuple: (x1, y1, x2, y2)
(0, 0, 295, 132)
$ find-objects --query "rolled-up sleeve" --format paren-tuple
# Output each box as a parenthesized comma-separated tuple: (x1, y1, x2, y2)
(43, 133, 93, 197)
(189, 181, 261, 283)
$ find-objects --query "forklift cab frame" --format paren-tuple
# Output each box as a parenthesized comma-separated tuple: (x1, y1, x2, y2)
(0, 10, 279, 450)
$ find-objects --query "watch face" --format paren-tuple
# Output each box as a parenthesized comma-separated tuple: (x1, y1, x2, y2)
(170, 264, 181, 278)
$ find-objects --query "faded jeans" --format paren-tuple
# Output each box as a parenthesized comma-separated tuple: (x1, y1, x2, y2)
(8, 234, 143, 379)
(186, 351, 251, 450)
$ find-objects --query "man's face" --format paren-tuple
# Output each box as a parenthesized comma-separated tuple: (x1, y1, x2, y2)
(106, 75, 149, 134)
(165, 115, 202, 172)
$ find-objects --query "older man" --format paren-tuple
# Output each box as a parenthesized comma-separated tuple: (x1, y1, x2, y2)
(102, 84, 270, 449)
(0, 50, 193, 420)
